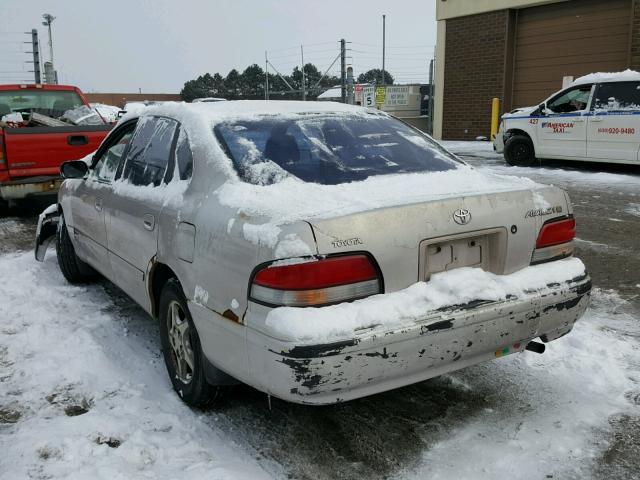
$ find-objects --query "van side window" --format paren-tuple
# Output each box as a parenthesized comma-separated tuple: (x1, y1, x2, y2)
(593, 82, 640, 112)
(121, 116, 178, 187)
(547, 85, 592, 113)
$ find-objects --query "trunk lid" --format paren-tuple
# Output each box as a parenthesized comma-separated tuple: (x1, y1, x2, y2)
(308, 185, 569, 293)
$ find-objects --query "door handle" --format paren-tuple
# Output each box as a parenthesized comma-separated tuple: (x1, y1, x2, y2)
(67, 135, 89, 146)
(94, 198, 103, 212)
(590, 117, 604, 122)
(573, 118, 585, 123)
(143, 214, 155, 231)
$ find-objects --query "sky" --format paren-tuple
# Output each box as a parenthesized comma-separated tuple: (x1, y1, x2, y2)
(0, 0, 436, 93)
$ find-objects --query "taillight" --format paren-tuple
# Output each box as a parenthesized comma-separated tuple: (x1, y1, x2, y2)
(531, 217, 575, 264)
(250, 254, 382, 307)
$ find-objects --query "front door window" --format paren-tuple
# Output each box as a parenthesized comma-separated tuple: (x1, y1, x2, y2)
(547, 85, 592, 113)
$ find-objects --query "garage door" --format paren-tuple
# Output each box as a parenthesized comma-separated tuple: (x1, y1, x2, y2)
(512, 0, 631, 108)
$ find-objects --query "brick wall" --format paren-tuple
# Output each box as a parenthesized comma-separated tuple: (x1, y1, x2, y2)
(85, 93, 181, 108)
(631, 0, 640, 69)
(442, 11, 508, 140)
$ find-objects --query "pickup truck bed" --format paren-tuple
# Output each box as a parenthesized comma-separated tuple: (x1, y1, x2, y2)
(0, 84, 113, 201)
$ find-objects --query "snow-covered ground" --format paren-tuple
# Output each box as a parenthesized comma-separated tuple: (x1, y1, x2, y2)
(1, 141, 639, 479)
(0, 252, 276, 480)
(442, 140, 640, 193)
(401, 289, 639, 479)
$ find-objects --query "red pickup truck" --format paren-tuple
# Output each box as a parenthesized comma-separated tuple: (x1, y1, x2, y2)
(0, 84, 112, 202)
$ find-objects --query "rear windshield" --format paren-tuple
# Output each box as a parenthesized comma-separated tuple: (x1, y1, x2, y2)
(214, 114, 459, 185)
(0, 89, 84, 117)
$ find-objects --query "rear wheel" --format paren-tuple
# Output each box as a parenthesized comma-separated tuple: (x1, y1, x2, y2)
(504, 134, 536, 167)
(159, 279, 220, 407)
(56, 214, 98, 283)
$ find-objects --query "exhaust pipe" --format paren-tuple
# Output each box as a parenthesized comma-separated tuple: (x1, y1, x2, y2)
(525, 341, 546, 354)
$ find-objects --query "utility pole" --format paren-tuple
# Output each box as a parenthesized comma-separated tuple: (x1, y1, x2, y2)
(382, 14, 386, 86)
(346, 66, 354, 105)
(26, 29, 41, 84)
(265, 51, 269, 100)
(428, 58, 435, 134)
(301, 45, 306, 101)
(42, 14, 57, 84)
(42, 14, 55, 66)
(340, 39, 346, 103)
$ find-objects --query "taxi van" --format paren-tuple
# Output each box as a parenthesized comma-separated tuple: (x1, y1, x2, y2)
(494, 70, 640, 166)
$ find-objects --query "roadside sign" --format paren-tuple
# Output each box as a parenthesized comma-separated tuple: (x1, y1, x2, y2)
(355, 84, 364, 104)
(362, 85, 410, 109)
(375, 86, 386, 106)
(384, 86, 409, 106)
(362, 86, 375, 107)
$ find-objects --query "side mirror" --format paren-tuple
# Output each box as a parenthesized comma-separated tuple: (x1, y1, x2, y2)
(538, 103, 547, 115)
(60, 160, 89, 179)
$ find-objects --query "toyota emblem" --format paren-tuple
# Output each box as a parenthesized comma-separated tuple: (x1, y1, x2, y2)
(453, 208, 471, 225)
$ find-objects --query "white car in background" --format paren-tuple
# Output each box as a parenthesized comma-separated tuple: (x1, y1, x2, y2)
(495, 70, 640, 166)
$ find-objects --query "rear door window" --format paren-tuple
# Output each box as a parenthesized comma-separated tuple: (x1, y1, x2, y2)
(121, 116, 178, 186)
(593, 81, 640, 112)
(174, 129, 193, 181)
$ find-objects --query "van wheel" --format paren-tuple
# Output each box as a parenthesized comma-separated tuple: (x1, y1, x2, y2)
(504, 135, 536, 166)
(56, 214, 98, 283)
(159, 279, 220, 408)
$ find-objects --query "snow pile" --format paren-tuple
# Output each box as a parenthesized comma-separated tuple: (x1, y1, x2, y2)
(401, 288, 640, 480)
(0, 252, 272, 479)
(572, 69, 640, 86)
(442, 141, 640, 190)
(265, 257, 586, 342)
(624, 203, 640, 217)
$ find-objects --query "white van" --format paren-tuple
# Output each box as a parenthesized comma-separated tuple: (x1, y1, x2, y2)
(494, 70, 640, 166)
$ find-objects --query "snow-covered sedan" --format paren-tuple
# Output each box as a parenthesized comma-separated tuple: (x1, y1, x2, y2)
(35, 101, 591, 406)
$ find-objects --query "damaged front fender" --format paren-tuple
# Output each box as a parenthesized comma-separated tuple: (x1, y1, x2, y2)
(34, 203, 60, 262)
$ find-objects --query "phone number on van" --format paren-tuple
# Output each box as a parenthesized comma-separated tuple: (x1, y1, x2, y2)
(597, 127, 636, 135)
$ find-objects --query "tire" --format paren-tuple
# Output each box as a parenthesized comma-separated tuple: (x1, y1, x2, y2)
(159, 279, 220, 407)
(56, 214, 98, 283)
(504, 134, 536, 167)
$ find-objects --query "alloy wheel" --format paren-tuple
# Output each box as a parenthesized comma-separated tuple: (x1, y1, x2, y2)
(167, 300, 194, 384)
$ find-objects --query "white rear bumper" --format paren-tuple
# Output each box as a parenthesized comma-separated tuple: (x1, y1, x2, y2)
(242, 271, 591, 404)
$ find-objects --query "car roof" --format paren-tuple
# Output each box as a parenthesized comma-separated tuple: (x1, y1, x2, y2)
(571, 69, 640, 86)
(124, 100, 382, 125)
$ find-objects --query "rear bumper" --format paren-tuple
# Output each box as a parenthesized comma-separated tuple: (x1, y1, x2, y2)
(244, 272, 591, 405)
(0, 176, 62, 200)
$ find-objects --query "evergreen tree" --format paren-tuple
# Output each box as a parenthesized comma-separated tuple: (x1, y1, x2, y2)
(225, 69, 241, 99)
(180, 62, 346, 102)
(357, 69, 394, 85)
(240, 64, 265, 98)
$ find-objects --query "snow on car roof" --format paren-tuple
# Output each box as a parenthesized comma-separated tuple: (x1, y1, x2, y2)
(128, 99, 377, 121)
(118, 100, 543, 243)
(571, 69, 640, 86)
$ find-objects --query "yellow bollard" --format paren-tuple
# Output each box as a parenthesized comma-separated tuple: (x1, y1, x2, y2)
(490, 97, 500, 141)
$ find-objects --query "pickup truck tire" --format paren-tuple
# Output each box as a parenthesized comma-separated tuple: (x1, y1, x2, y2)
(504, 135, 536, 167)
(159, 279, 221, 408)
(56, 215, 98, 283)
